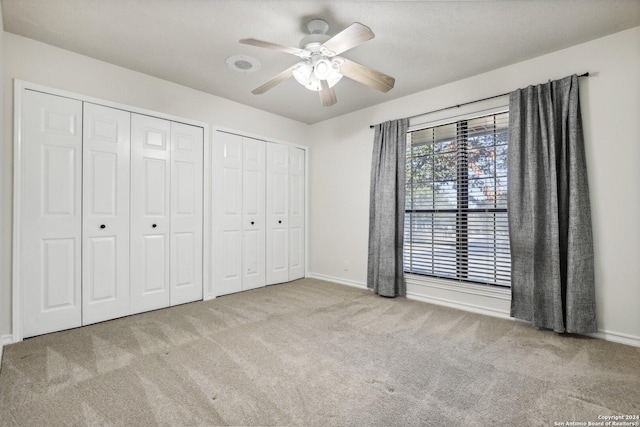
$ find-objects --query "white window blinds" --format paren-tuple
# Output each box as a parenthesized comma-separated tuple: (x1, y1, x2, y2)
(404, 111, 511, 287)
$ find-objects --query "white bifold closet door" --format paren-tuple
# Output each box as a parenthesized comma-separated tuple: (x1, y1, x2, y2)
(288, 147, 305, 281)
(241, 137, 266, 291)
(130, 114, 172, 314)
(21, 90, 83, 337)
(170, 122, 204, 305)
(19, 90, 205, 338)
(82, 103, 131, 325)
(212, 132, 266, 296)
(213, 132, 242, 296)
(130, 114, 204, 313)
(266, 143, 290, 285)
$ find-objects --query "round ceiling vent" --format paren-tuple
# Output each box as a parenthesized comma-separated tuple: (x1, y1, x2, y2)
(226, 55, 261, 73)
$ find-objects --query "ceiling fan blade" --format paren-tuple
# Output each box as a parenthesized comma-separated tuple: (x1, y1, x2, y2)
(240, 38, 307, 57)
(251, 64, 297, 95)
(319, 80, 337, 106)
(321, 22, 375, 56)
(339, 58, 395, 93)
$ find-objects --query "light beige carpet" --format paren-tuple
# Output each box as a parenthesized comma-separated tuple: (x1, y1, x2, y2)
(1, 278, 638, 426)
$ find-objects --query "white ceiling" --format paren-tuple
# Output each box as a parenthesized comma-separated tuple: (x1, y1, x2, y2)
(2, 0, 639, 124)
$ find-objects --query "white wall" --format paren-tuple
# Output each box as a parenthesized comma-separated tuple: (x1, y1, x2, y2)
(307, 27, 640, 345)
(0, 32, 310, 338)
(3, 27, 639, 346)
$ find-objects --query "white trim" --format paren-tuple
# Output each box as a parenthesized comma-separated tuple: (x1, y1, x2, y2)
(0, 335, 14, 371)
(12, 80, 24, 343)
(12, 80, 212, 342)
(587, 330, 640, 348)
(307, 273, 368, 290)
(304, 145, 310, 280)
(406, 274, 512, 320)
(1, 335, 13, 346)
(202, 125, 213, 300)
(211, 125, 308, 151)
(405, 274, 511, 300)
(17, 81, 208, 127)
(406, 291, 512, 319)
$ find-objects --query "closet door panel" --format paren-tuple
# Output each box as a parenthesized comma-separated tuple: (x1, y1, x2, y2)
(82, 103, 131, 325)
(242, 138, 266, 290)
(289, 147, 305, 280)
(222, 230, 241, 280)
(21, 90, 82, 338)
(170, 122, 203, 305)
(212, 132, 243, 296)
(86, 237, 116, 299)
(130, 114, 171, 314)
(266, 143, 289, 285)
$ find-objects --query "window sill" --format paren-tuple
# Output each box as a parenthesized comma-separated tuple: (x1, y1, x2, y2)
(405, 273, 511, 301)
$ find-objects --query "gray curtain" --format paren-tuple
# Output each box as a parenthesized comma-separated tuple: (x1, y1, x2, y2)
(367, 118, 408, 297)
(508, 74, 596, 333)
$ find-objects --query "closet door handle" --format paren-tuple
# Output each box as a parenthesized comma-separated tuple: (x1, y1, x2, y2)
(278, 220, 282, 224)
(100, 224, 106, 229)
(152, 224, 157, 228)
(251, 221, 255, 225)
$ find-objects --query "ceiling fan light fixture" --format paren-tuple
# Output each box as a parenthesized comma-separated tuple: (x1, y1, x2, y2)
(326, 71, 343, 88)
(313, 58, 332, 80)
(292, 61, 342, 92)
(293, 62, 313, 86)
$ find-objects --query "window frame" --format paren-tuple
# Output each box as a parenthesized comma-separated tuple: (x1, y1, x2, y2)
(404, 108, 511, 288)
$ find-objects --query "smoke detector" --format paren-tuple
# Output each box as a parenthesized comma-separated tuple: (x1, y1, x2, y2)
(226, 55, 261, 73)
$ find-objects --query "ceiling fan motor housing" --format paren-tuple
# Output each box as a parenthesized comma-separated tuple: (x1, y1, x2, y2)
(307, 19, 329, 34)
(299, 19, 331, 48)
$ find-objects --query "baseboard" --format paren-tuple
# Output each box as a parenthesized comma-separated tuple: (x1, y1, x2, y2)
(1, 334, 13, 347)
(406, 291, 512, 320)
(306, 273, 368, 290)
(0, 334, 14, 370)
(308, 272, 510, 318)
(307, 273, 640, 348)
(587, 329, 640, 348)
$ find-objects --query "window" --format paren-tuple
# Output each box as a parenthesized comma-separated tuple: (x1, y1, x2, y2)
(404, 112, 510, 287)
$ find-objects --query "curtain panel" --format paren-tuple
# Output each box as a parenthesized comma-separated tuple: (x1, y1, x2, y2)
(508, 74, 596, 333)
(367, 118, 408, 297)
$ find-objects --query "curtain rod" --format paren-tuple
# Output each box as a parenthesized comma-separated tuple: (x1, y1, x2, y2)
(369, 72, 590, 129)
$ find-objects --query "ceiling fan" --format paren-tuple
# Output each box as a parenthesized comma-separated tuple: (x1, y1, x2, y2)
(240, 19, 395, 107)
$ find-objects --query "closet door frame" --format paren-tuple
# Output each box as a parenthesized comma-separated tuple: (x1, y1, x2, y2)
(11, 80, 212, 343)
(211, 126, 309, 297)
